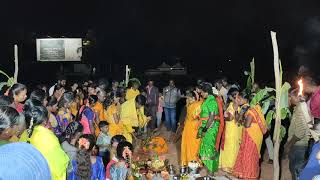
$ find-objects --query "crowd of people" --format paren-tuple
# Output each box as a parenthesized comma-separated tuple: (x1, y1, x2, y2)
(0, 70, 320, 179)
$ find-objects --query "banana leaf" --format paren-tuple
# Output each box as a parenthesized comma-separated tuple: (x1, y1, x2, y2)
(261, 101, 271, 115)
(280, 82, 291, 109)
(280, 107, 291, 120)
(7, 77, 14, 87)
(250, 87, 274, 107)
(129, 78, 141, 86)
(250, 58, 255, 86)
(246, 75, 252, 93)
(0, 70, 10, 79)
(280, 125, 286, 142)
(266, 110, 275, 127)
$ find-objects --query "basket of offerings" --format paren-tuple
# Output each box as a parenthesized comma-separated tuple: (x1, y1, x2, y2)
(149, 159, 166, 172)
(142, 136, 168, 155)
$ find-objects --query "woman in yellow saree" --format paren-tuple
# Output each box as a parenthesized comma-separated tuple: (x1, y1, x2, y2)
(219, 88, 242, 173)
(120, 95, 149, 143)
(233, 93, 267, 179)
(125, 79, 141, 101)
(105, 92, 124, 137)
(24, 100, 69, 180)
(181, 91, 202, 166)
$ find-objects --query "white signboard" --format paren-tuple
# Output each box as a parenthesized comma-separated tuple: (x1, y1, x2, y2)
(36, 38, 82, 61)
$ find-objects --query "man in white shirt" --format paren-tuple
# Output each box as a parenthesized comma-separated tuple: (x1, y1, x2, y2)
(48, 76, 67, 96)
(214, 79, 228, 104)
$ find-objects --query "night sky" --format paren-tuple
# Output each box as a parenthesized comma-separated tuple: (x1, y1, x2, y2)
(2, 0, 320, 84)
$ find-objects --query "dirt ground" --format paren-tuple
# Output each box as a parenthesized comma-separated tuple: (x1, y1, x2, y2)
(153, 127, 292, 180)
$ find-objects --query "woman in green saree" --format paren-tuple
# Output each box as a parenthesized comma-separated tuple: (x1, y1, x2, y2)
(198, 82, 220, 174)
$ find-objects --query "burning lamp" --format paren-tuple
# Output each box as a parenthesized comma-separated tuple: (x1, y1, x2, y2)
(297, 78, 319, 141)
(298, 79, 303, 97)
(297, 79, 306, 102)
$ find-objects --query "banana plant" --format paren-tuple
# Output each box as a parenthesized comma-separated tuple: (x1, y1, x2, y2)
(0, 70, 14, 91)
(244, 58, 255, 94)
(129, 78, 141, 86)
(264, 82, 291, 141)
(249, 77, 291, 142)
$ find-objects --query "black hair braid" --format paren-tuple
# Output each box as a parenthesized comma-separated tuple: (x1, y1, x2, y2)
(27, 110, 36, 142)
(75, 135, 96, 180)
(76, 148, 92, 180)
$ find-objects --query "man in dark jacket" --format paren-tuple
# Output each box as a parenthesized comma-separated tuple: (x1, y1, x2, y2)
(146, 80, 159, 130)
(163, 80, 181, 133)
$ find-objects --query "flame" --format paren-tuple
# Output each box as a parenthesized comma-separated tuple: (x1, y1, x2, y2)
(298, 79, 303, 96)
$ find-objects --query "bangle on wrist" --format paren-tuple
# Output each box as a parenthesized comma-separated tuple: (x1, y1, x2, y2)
(202, 127, 208, 132)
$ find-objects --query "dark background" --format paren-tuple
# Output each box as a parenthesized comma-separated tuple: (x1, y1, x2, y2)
(1, 0, 320, 86)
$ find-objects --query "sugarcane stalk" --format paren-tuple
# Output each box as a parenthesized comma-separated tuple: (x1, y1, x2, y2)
(271, 31, 281, 180)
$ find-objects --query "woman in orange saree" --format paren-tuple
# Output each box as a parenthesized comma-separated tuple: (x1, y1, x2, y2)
(233, 93, 267, 179)
(181, 91, 202, 166)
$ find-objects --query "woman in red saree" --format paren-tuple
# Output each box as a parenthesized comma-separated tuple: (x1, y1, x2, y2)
(233, 93, 267, 179)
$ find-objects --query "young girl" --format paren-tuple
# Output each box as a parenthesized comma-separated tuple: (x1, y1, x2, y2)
(57, 92, 74, 131)
(77, 95, 98, 135)
(156, 92, 164, 130)
(110, 141, 134, 180)
(61, 121, 84, 161)
(68, 134, 106, 180)
(106, 135, 126, 180)
(24, 99, 69, 180)
(8, 83, 28, 113)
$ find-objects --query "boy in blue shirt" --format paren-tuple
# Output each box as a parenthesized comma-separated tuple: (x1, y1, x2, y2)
(97, 121, 111, 166)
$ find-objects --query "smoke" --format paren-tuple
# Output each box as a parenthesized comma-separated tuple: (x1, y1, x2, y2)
(293, 16, 320, 70)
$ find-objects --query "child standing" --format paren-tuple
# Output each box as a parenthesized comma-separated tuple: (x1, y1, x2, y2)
(97, 121, 112, 166)
(105, 135, 126, 180)
(68, 134, 106, 180)
(110, 141, 134, 180)
(156, 93, 164, 130)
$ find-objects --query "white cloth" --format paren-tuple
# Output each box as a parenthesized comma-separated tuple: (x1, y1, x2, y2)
(219, 86, 228, 104)
(48, 84, 57, 97)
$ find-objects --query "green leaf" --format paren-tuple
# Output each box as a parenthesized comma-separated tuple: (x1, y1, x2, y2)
(280, 82, 291, 109)
(284, 108, 291, 119)
(129, 78, 141, 86)
(280, 107, 291, 120)
(266, 110, 274, 127)
(0, 70, 10, 79)
(246, 75, 252, 92)
(250, 88, 274, 106)
(261, 101, 270, 115)
(279, 125, 286, 142)
(261, 95, 276, 102)
(0, 82, 8, 91)
(7, 77, 14, 87)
